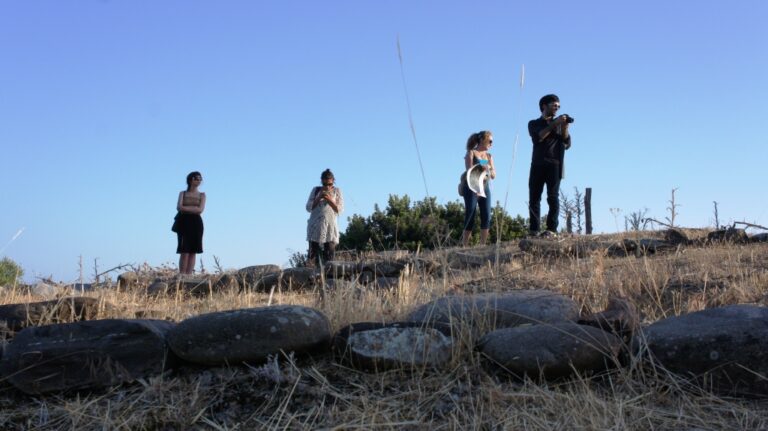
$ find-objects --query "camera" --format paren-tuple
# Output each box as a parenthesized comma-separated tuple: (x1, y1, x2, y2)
(563, 114, 575, 123)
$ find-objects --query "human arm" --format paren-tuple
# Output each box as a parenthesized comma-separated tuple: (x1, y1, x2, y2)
(536, 115, 569, 141)
(330, 188, 343, 214)
(465, 150, 474, 170)
(306, 187, 319, 212)
(487, 154, 496, 179)
(177, 192, 205, 214)
(196, 193, 206, 214)
(321, 188, 342, 214)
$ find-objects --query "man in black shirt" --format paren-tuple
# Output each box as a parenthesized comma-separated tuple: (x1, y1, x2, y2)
(527, 94, 572, 236)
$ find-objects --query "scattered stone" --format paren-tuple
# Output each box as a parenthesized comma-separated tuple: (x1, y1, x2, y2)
(319, 278, 347, 290)
(664, 228, 712, 245)
(279, 267, 316, 290)
(67, 283, 95, 292)
(179, 277, 214, 296)
(519, 238, 610, 258)
(358, 270, 375, 285)
(637, 304, 768, 397)
(707, 228, 749, 243)
(117, 271, 140, 289)
(0, 297, 112, 332)
(324, 261, 359, 279)
(374, 277, 400, 290)
(478, 322, 622, 380)
(608, 238, 674, 257)
(407, 291, 579, 332)
(406, 257, 442, 275)
(333, 322, 453, 372)
(578, 297, 640, 339)
(29, 282, 62, 298)
(244, 268, 317, 292)
(0, 319, 176, 394)
(213, 273, 240, 291)
(167, 305, 331, 365)
(147, 280, 170, 296)
(236, 265, 281, 289)
(359, 261, 408, 278)
(134, 309, 170, 320)
(448, 250, 517, 269)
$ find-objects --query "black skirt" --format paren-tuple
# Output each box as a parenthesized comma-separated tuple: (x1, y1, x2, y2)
(176, 213, 204, 254)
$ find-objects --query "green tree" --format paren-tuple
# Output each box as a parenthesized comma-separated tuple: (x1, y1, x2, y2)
(0, 257, 24, 286)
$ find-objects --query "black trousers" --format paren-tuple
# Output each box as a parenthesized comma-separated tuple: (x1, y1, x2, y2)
(528, 163, 561, 233)
(308, 241, 336, 266)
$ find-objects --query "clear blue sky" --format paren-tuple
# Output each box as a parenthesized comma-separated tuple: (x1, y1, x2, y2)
(2, 1, 766, 283)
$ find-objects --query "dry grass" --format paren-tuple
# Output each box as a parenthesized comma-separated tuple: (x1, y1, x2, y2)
(1, 238, 768, 430)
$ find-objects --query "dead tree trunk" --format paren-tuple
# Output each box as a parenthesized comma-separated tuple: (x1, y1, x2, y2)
(585, 187, 593, 235)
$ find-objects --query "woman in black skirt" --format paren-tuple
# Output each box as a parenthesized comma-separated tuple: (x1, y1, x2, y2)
(175, 171, 205, 274)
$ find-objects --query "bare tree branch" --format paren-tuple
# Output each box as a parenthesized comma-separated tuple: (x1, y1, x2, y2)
(733, 221, 768, 231)
(644, 218, 673, 228)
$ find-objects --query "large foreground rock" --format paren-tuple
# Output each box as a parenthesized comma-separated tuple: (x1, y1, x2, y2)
(167, 305, 331, 365)
(638, 304, 768, 397)
(0, 297, 112, 332)
(478, 322, 622, 380)
(0, 319, 176, 394)
(407, 291, 579, 332)
(333, 322, 453, 372)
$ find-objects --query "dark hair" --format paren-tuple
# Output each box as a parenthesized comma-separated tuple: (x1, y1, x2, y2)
(539, 94, 560, 111)
(320, 169, 334, 181)
(465, 130, 492, 151)
(186, 171, 202, 191)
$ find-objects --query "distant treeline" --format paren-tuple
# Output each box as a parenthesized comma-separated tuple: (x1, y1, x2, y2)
(339, 195, 527, 251)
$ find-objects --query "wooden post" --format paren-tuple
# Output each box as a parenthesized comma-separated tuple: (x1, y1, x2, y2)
(585, 187, 593, 234)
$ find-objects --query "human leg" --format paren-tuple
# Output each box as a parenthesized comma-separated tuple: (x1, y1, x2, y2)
(462, 184, 478, 246)
(308, 241, 322, 267)
(462, 230, 472, 246)
(478, 188, 491, 245)
(185, 254, 196, 274)
(544, 164, 562, 233)
(179, 253, 187, 274)
(323, 242, 336, 263)
(528, 165, 546, 233)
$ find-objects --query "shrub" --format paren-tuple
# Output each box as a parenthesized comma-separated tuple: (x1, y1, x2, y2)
(339, 194, 527, 251)
(0, 257, 24, 287)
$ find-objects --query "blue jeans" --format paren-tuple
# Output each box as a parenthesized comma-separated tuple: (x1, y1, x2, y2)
(462, 183, 491, 231)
